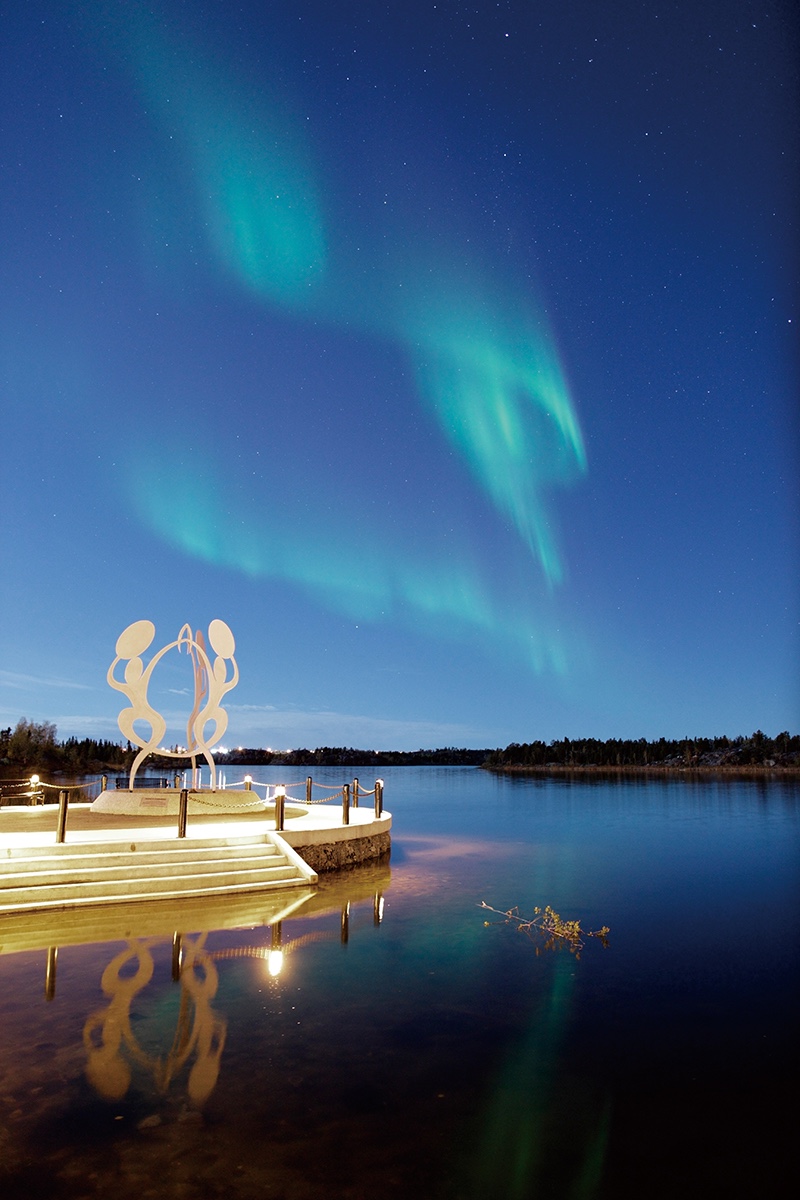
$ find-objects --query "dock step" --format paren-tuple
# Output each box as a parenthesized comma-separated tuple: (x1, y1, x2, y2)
(0, 833, 316, 914)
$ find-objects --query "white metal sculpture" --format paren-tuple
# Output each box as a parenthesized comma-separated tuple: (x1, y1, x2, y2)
(108, 619, 239, 789)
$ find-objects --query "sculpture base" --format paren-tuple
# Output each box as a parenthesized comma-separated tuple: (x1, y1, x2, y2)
(91, 789, 270, 817)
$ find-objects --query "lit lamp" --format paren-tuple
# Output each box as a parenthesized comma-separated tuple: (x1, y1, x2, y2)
(29, 774, 40, 805)
(244, 775, 252, 791)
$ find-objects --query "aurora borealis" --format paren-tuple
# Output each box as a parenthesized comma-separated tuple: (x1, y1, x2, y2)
(1, 1, 797, 748)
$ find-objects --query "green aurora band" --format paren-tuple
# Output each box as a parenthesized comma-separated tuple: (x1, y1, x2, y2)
(126, 452, 576, 676)
(405, 293, 586, 586)
(101, 5, 587, 666)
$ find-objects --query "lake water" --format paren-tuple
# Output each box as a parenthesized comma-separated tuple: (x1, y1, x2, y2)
(0, 767, 797, 1199)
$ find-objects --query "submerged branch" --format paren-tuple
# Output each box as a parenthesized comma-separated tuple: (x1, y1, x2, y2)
(480, 901, 610, 957)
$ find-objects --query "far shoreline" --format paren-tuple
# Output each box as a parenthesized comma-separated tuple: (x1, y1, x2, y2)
(483, 762, 800, 778)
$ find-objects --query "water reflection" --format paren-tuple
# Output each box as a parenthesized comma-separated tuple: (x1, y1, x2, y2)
(83, 934, 227, 1104)
(471, 954, 610, 1200)
(1, 769, 795, 1198)
(4, 861, 390, 1117)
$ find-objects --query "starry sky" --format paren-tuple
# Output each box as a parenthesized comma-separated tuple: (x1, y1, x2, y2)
(1, 1, 797, 751)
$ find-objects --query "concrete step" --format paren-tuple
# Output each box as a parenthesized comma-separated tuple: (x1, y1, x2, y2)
(0, 832, 316, 914)
(0, 875, 317, 915)
(0, 833, 273, 862)
(0, 855, 297, 893)
(0, 854, 284, 892)
(0, 844, 283, 880)
(0, 862, 302, 908)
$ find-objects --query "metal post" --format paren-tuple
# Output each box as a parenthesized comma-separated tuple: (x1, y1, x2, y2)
(352, 777, 359, 808)
(274, 786, 285, 832)
(171, 932, 182, 981)
(56, 789, 69, 844)
(178, 788, 189, 838)
(374, 778, 384, 818)
(306, 776, 312, 804)
(174, 773, 181, 790)
(342, 783, 350, 826)
(340, 901, 350, 944)
(45, 946, 58, 1001)
(244, 776, 252, 791)
(101, 774, 108, 794)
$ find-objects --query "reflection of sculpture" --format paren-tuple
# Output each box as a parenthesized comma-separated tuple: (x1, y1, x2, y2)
(64, 879, 388, 1107)
(83, 935, 227, 1105)
(107, 619, 238, 788)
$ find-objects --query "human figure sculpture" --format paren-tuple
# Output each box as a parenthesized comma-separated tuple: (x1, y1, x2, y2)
(108, 618, 238, 789)
(192, 619, 239, 780)
(108, 620, 170, 788)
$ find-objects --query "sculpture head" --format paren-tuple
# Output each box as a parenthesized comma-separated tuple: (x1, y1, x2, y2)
(115, 619, 156, 660)
(208, 618, 235, 658)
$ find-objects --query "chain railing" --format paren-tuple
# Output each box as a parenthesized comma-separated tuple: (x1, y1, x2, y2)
(221, 774, 386, 828)
(2, 772, 385, 843)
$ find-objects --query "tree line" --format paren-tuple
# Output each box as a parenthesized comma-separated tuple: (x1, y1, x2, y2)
(3, 718, 797, 775)
(0, 719, 492, 772)
(483, 731, 800, 771)
(0, 720, 135, 773)
(214, 746, 493, 767)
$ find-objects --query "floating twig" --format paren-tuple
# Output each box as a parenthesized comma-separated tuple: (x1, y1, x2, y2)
(480, 901, 610, 957)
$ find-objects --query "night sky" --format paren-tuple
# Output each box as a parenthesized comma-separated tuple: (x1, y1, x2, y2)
(2, 1, 797, 751)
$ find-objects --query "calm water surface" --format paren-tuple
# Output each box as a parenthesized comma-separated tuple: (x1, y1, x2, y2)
(0, 767, 797, 1199)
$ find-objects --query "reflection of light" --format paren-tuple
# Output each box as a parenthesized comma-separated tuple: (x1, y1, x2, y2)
(375, 896, 385, 922)
(267, 949, 284, 977)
